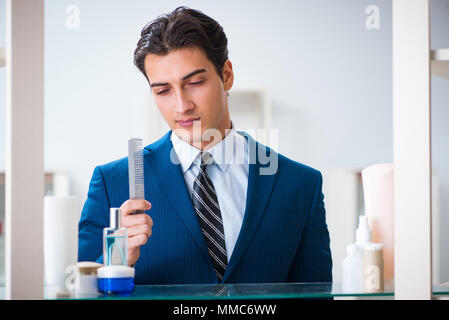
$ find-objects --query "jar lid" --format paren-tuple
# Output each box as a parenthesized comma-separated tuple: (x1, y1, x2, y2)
(77, 261, 104, 275)
(97, 265, 135, 279)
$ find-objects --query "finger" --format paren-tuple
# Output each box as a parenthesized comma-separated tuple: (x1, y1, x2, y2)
(128, 246, 140, 266)
(128, 234, 148, 248)
(120, 199, 151, 216)
(127, 224, 152, 238)
(122, 213, 153, 228)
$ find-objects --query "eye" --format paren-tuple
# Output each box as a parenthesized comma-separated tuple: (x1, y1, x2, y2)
(188, 80, 204, 86)
(156, 88, 169, 95)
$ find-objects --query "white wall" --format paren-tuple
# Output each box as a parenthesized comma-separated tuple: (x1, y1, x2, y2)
(39, 0, 395, 189)
(43, 2, 393, 195)
(0, 0, 448, 283)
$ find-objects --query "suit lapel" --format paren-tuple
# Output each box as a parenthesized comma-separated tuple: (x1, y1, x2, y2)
(222, 133, 278, 282)
(144, 131, 211, 264)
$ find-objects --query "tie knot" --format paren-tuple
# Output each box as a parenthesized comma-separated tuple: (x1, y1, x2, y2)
(200, 151, 214, 170)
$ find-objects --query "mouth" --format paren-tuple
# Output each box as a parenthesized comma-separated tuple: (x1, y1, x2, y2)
(177, 117, 200, 127)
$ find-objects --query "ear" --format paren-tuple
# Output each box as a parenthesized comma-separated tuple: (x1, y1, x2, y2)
(222, 60, 234, 91)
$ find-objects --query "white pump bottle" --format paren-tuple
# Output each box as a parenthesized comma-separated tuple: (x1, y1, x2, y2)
(342, 215, 373, 293)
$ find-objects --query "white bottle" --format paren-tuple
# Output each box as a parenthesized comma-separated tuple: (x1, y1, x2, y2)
(342, 244, 364, 293)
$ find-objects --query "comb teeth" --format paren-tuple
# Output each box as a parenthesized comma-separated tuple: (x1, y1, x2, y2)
(128, 138, 145, 200)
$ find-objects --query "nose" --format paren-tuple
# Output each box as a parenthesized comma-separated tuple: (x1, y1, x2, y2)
(173, 89, 194, 114)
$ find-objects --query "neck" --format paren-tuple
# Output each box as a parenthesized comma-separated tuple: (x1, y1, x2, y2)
(192, 117, 233, 151)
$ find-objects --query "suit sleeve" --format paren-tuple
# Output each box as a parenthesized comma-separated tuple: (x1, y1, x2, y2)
(78, 166, 110, 264)
(287, 171, 333, 282)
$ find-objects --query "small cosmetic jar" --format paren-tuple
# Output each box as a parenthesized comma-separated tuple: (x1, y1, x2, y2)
(97, 265, 135, 295)
(75, 261, 103, 297)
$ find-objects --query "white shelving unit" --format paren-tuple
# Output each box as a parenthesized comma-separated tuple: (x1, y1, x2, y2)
(393, 0, 449, 300)
(228, 88, 272, 147)
(228, 89, 271, 130)
(393, 0, 432, 300)
(430, 47, 449, 293)
(431, 48, 449, 80)
(0, 48, 5, 68)
(4, 0, 45, 300)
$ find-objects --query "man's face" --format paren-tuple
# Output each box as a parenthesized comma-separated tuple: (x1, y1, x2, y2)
(144, 46, 233, 145)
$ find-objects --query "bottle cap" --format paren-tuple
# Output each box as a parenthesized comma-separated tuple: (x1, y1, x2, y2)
(97, 265, 135, 279)
(364, 243, 383, 251)
(363, 243, 383, 261)
(356, 215, 371, 242)
(110, 208, 121, 229)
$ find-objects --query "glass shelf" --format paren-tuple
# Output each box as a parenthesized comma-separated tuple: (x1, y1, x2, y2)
(2, 279, 449, 300)
(52, 280, 397, 300)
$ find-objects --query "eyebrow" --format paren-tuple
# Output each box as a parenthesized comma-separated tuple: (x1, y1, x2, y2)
(149, 68, 207, 88)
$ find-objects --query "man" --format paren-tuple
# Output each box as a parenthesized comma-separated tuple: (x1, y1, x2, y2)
(78, 6, 332, 284)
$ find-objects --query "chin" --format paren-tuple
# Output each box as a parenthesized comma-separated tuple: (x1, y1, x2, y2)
(172, 125, 200, 143)
(172, 126, 189, 140)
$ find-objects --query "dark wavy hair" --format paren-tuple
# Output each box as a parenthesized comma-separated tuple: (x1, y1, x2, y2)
(134, 6, 229, 83)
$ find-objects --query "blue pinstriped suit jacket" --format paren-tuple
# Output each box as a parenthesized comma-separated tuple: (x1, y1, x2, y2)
(78, 131, 332, 284)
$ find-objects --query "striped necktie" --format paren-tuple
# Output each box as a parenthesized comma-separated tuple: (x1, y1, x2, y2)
(192, 151, 228, 281)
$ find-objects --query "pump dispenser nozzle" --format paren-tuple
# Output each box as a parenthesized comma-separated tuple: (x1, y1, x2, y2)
(356, 215, 371, 243)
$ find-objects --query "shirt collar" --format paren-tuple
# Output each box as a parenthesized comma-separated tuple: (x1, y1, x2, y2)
(170, 125, 246, 174)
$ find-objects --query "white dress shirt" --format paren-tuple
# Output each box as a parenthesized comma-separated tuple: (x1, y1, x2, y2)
(170, 128, 249, 263)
